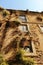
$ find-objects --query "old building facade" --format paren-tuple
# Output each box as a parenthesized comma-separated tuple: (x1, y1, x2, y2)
(0, 7, 43, 65)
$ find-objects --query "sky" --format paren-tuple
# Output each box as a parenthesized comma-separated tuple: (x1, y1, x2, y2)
(0, 0, 43, 12)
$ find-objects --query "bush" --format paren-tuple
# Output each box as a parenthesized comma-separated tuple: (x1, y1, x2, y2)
(15, 49, 35, 65)
(0, 53, 9, 65)
(22, 57, 35, 65)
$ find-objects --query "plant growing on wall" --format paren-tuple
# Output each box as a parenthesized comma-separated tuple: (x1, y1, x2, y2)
(15, 49, 35, 65)
(0, 53, 9, 65)
(2, 10, 10, 17)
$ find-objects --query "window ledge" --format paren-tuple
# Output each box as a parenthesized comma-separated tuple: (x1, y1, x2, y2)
(24, 53, 37, 57)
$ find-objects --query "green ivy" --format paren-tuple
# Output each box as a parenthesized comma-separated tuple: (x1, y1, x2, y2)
(0, 53, 9, 65)
(15, 49, 36, 65)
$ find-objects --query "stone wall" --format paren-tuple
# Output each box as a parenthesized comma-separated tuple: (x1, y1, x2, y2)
(0, 7, 43, 65)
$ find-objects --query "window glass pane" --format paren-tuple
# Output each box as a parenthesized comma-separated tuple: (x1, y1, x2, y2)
(22, 26, 27, 31)
(19, 25, 28, 32)
(19, 15, 26, 22)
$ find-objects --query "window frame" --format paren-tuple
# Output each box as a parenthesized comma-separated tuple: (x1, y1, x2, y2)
(18, 24, 28, 32)
(20, 39, 37, 57)
(23, 40, 37, 57)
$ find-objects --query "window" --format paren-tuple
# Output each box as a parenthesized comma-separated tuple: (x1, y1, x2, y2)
(19, 38, 37, 56)
(39, 24, 43, 33)
(19, 15, 26, 22)
(19, 25, 28, 32)
(19, 38, 33, 52)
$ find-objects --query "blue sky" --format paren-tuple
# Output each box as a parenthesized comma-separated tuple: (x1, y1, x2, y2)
(0, 0, 43, 12)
